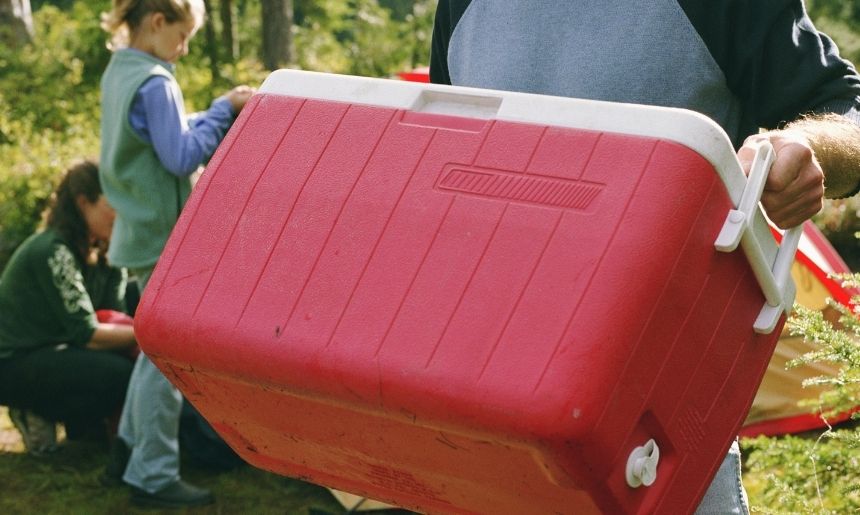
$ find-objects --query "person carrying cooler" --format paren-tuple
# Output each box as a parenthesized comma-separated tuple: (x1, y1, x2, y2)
(430, 1, 860, 513)
(98, 0, 253, 508)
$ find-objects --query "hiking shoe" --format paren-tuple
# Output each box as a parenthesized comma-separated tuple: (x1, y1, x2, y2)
(131, 479, 215, 509)
(99, 438, 130, 487)
(8, 408, 58, 457)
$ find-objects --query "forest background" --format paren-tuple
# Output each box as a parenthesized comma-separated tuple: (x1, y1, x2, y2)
(0, 0, 438, 269)
(1, 0, 859, 270)
(2, 0, 860, 512)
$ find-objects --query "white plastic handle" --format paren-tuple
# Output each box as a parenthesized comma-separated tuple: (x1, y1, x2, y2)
(714, 141, 801, 334)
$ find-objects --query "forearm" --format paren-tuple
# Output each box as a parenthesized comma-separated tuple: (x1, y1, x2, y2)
(137, 78, 234, 176)
(783, 113, 860, 199)
(86, 323, 136, 351)
(158, 97, 234, 176)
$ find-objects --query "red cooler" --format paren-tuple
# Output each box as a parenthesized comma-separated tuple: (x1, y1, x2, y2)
(135, 70, 800, 514)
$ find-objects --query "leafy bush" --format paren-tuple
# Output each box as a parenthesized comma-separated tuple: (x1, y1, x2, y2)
(0, 3, 108, 268)
(807, 0, 860, 64)
(0, 116, 97, 269)
(743, 274, 860, 512)
(0, 3, 108, 135)
(293, 0, 435, 76)
(744, 431, 860, 513)
(790, 276, 860, 418)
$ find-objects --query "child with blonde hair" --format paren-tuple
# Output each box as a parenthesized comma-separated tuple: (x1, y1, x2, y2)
(99, 0, 254, 508)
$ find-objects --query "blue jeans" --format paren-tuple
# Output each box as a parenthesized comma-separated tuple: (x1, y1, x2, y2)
(694, 440, 750, 514)
(117, 267, 184, 493)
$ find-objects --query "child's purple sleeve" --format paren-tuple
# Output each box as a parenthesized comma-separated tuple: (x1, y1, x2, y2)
(129, 76, 235, 177)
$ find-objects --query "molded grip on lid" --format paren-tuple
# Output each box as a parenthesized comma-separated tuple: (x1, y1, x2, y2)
(410, 90, 503, 119)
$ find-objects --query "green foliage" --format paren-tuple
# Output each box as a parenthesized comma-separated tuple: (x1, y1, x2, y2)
(744, 432, 860, 513)
(807, 0, 860, 27)
(0, 3, 107, 135)
(402, 0, 436, 69)
(178, 56, 271, 111)
(293, 0, 354, 72)
(743, 273, 860, 512)
(0, 2, 110, 269)
(806, 0, 860, 64)
(788, 275, 860, 418)
(0, 8, 107, 268)
(339, 0, 411, 77)
(379, 0, 418, 20)
(0, 118, 97, 270)
(294, 0, 436, 76)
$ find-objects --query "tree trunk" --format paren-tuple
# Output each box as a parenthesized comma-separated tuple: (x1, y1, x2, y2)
(261, 0, 293, 70)
(201, 0, 221, 83)
(0, 0, 34, 47)
(219, 0, 237, 61)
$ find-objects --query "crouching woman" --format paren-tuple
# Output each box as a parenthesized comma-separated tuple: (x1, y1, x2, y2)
(0, 160, 136, 454)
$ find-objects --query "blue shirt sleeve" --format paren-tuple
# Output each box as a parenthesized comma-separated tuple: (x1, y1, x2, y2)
(128, 76, 236, 177)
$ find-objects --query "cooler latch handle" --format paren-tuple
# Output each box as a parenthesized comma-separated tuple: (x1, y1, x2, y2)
(714, 140, 801, 334)
(626, 439, 660, 488)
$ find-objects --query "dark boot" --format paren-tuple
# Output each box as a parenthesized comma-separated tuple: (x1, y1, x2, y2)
(130, 479, 215, 509)
(99, 438, 130, 487)
(9, 408, 58, 457)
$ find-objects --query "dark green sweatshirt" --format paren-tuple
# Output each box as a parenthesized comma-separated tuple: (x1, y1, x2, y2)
(0, 228, 126, 358)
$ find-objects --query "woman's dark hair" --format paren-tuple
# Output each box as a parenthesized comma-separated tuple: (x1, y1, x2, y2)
(42, 160, 105, 264)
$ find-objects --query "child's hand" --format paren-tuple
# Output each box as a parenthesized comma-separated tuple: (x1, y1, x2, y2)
(226, 86, 256, 113)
